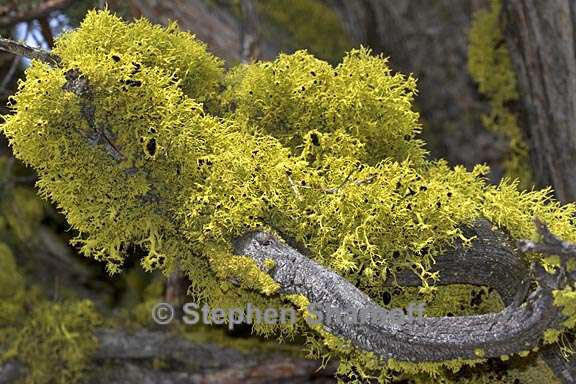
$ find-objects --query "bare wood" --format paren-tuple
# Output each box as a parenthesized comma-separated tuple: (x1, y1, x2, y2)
(0, 35, 574, 380)
(233, 222, 564, 362)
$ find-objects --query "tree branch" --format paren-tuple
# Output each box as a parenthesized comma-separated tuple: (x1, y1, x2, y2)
(233, 221, 565, 362)
(0, 328, 337, 384)
(1, 35, 574, 380)
(0, 37, 59, 65)
(0, 0, 72, 28)
(385, 219, 530, 306)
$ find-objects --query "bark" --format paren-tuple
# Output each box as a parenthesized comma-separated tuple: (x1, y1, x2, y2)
(126, 0, 277, 64)
(0, 37, 59, 65)
(233, 223, 562, 362)
(502, 0, 576, 203)
(123, 0, 505, 181)
(239, 0, 261, 62)
(128, 0, 241, 63)
(386, 220, 530, 306)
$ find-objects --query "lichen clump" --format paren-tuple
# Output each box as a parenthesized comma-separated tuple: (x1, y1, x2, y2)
(0, 242, 101, 384)
(3, 10, 576, 382)
(468, 0, 532, 189)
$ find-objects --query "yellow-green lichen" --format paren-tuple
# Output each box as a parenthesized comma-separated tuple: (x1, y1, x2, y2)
(0, 242, 25, 327)
(3, 10, 576, 382)
(0, 186, 45, 242)
(2, 300, 101, 384)
(468, 0, 532, 189)
(220, 48, 426, 166)
(0, 241, 101, 384)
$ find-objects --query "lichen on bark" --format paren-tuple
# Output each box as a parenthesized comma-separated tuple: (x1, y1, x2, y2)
(2, 10, 576, 382)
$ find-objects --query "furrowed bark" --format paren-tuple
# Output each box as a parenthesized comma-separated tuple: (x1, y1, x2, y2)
(386, 219, 530, 306)
(502, 0, 576, 203)
(500, 2, 576, 380)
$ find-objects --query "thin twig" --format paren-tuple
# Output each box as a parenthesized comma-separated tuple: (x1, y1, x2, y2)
(518, 218, 576, 286)
(327, 165, 360, 193)
(38, 16, 55, 48)
(287, 175, 303, 201)
(0, 36, 59, 65)
(517, 218, 576, 262)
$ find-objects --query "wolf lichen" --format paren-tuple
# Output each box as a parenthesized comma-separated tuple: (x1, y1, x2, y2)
(3, 10, 576, 382)
(0, 242, 25, 326)
(0, 241, 101, 384)
(0, 186, 45, 242)
(221, 48, 426, 165)
(3, 300, 101, 384)
(468, 0, 532, 189)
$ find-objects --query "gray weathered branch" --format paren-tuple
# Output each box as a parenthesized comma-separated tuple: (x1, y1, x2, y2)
(1, 35, 575, 380)
(233, 220, 565, 362)
(0, 328, 336, 384)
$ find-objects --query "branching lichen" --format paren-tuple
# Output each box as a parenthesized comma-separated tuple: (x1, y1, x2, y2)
(2, 10, 576, 382)
(0, 241, 101, 384)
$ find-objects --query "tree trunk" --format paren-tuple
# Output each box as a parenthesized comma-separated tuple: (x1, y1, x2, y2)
(503, 0, 576, 203)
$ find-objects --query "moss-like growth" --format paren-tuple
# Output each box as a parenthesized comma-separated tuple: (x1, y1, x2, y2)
(55, 11, 224, 103)
(3, 300, 101, 384)
(0, 241, 101, 384)
(468, 0, 532, 189)
(0, 242, 25, 326)
(0, 186, 45, 242)
(221, 48, 425, 165)
(3, 10, 576, 382)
